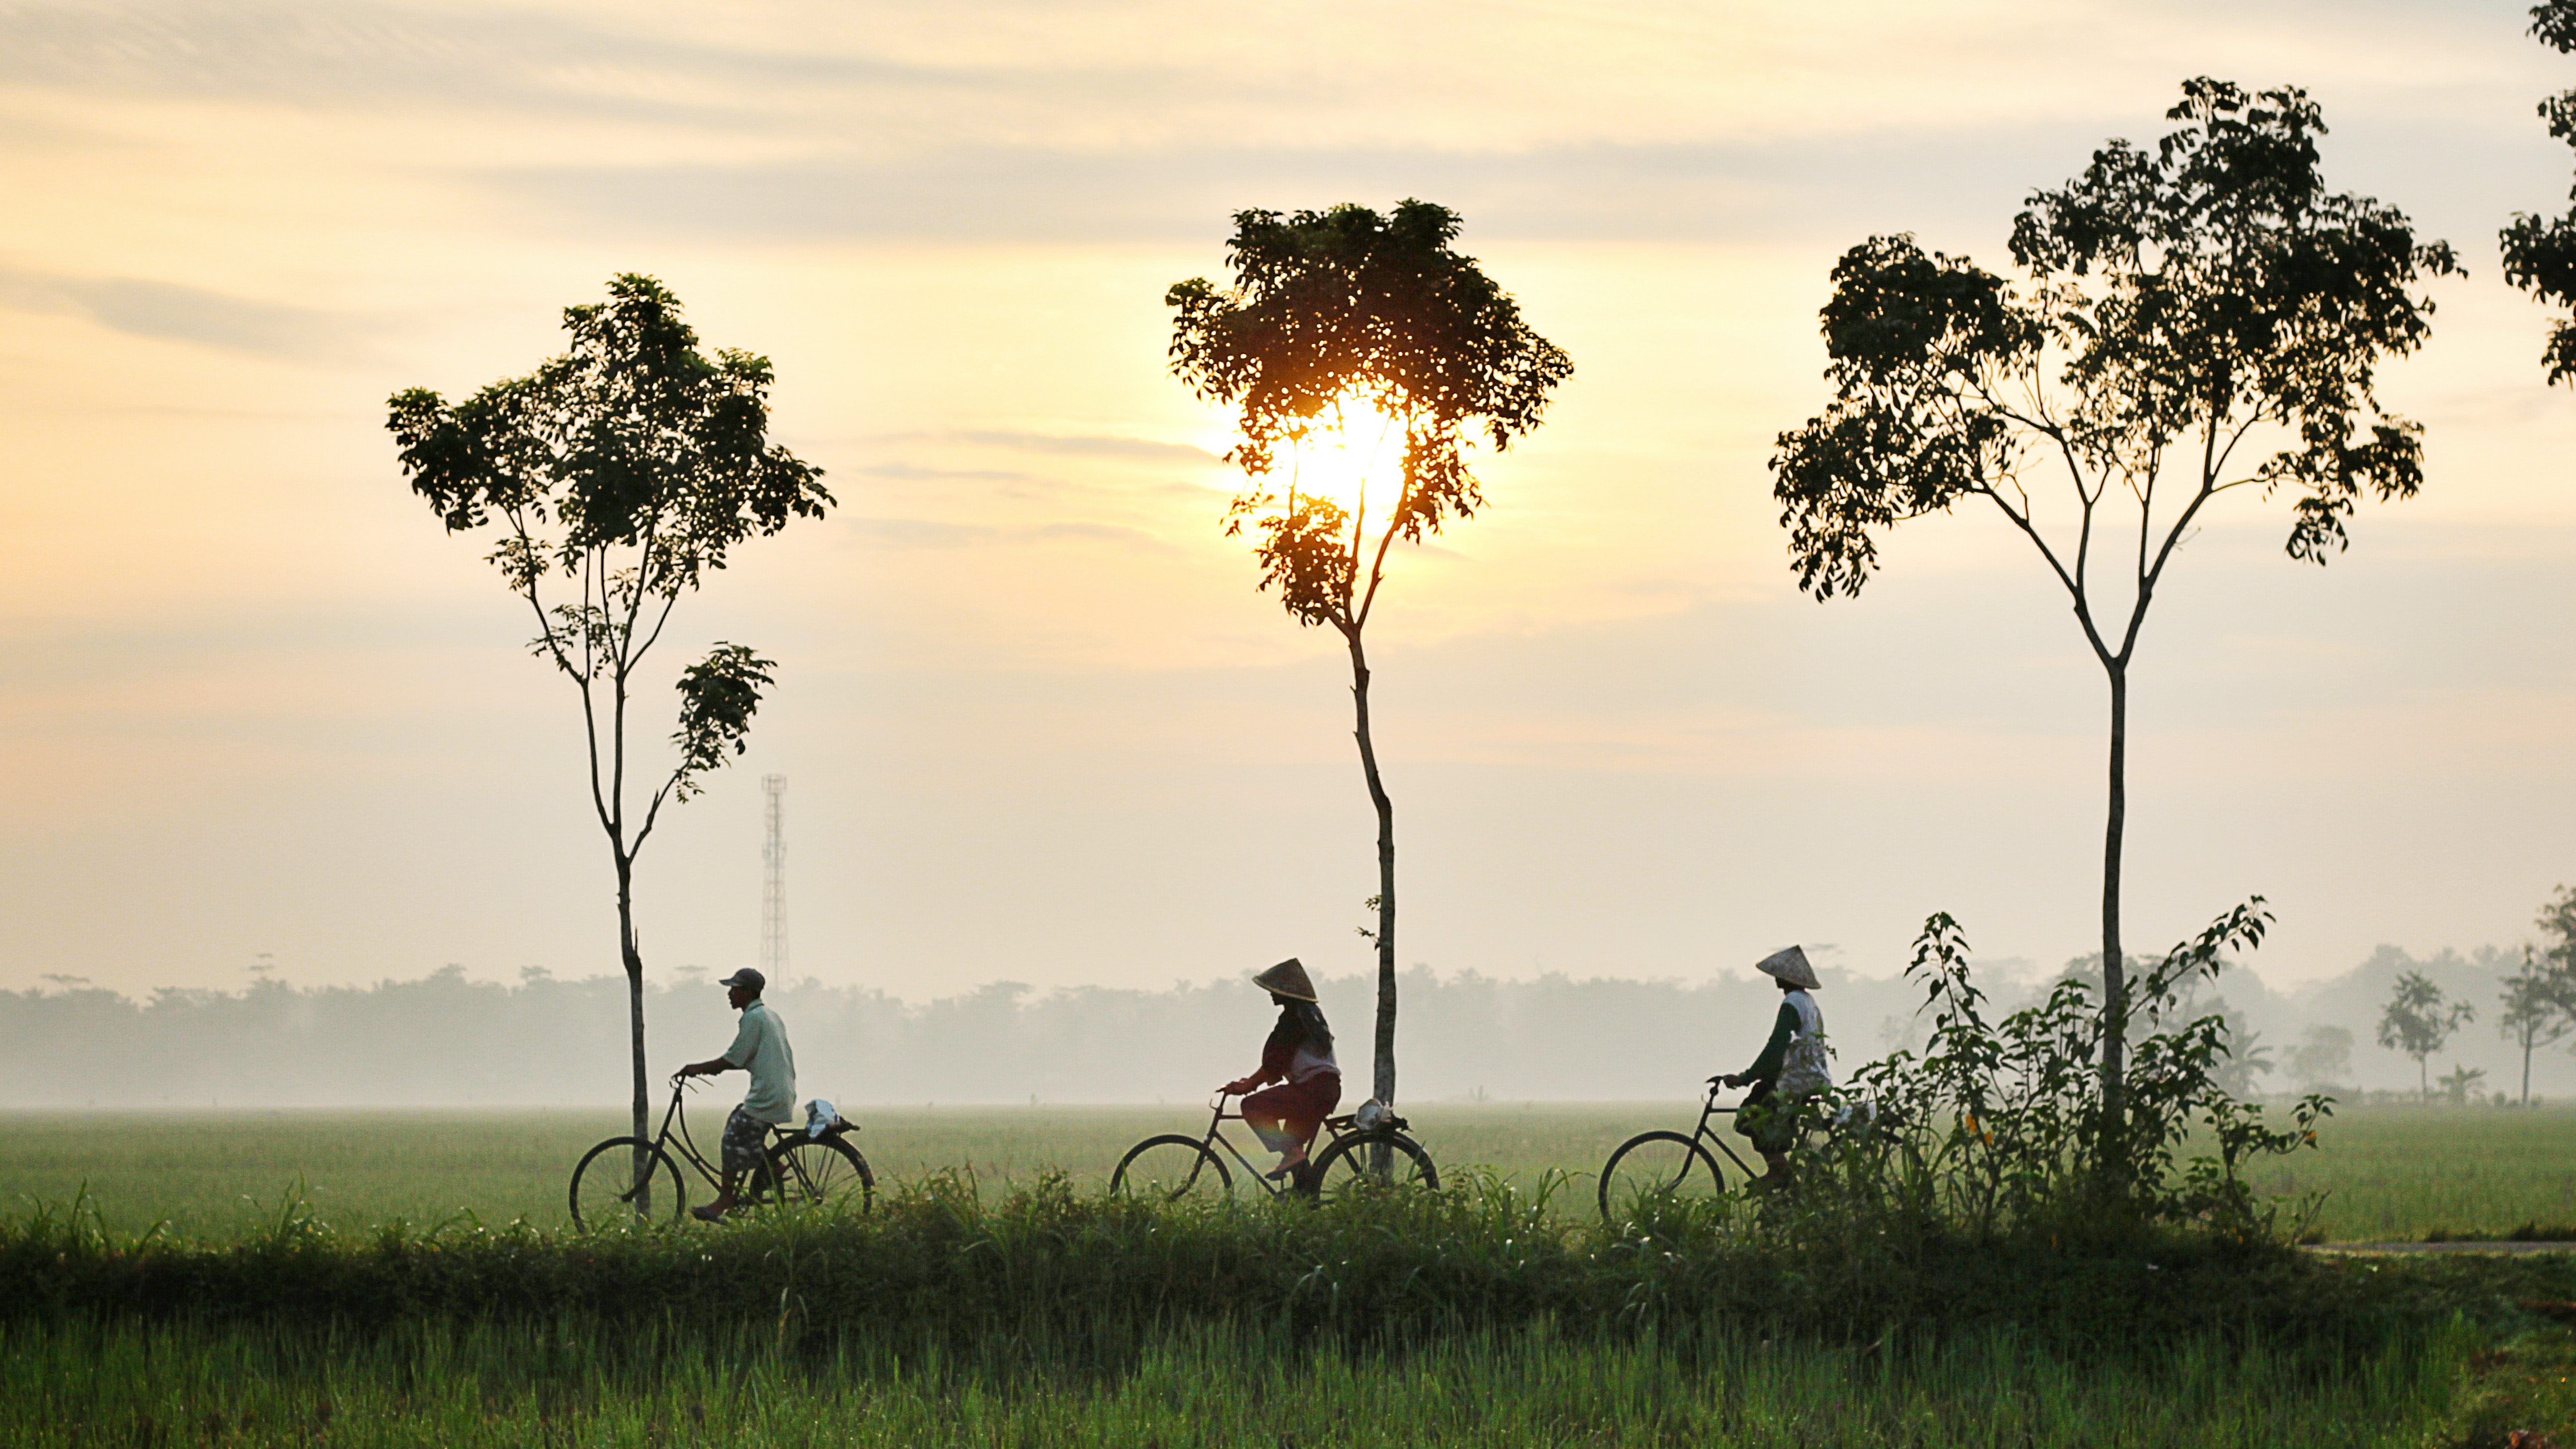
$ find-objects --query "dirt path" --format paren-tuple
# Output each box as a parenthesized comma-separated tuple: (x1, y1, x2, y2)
(2307, 1241, 2576, 1256)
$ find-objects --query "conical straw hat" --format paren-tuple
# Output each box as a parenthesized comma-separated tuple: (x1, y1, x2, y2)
(1754, 945, 1820, 990)
(1251, 958, 1318, 1001)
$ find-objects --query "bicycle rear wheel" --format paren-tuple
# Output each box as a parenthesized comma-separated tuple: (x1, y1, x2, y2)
(1110, 1135, 1232, 1201)
(569, 1136, 687, 1230)
(1307, 1132, 1439, 1196)
(1597, 1130, 1734, 1223)
(747, 1134, 874, 1215)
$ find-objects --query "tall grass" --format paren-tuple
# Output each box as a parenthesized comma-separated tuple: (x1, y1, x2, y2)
(0, 1311, 2482, 1449)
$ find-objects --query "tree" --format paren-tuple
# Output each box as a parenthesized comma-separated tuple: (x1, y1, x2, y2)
(2287, 1023, 2354, 1092)
(2503, 1, 2576, 382)
(2501, 886, 2576, 1105)
(1167, 201, 1571, 1113)
(2378, 969, 2474, 1101)
(1770, 79, 2457, 1128)
(2541, 883, 2576, 975)
(387, 274, 831, 1146)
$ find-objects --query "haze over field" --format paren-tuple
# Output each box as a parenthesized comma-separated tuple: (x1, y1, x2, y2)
(3, 0, 2573, 1031)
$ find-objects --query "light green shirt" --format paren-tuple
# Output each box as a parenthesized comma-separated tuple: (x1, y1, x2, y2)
(722, 1000, 797, 1124)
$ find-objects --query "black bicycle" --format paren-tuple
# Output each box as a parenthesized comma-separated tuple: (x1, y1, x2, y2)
(1111, 1090, 1439, 1201)
(569, 1075, 873, 1229)
(1596, 1079, 1763, 1221)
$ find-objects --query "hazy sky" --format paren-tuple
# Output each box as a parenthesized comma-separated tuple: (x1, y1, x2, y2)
(4, 0, 2573, 1005)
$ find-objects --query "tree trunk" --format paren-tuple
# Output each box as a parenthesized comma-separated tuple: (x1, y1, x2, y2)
(1345, 628, 1398, 1116)
(617, 854, 648, 1143)
(2522, 1035, 2533, 1108)
(2100, 661, 2129, 1170)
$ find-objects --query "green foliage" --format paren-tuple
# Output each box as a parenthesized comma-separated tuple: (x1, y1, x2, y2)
(1167, 200, 1571, 632)
(1774, 77, 2456, 602)
(1790, 902, 2330, 1241)
(2502, 2, 2576, 383)
(385, 275, 828, 825)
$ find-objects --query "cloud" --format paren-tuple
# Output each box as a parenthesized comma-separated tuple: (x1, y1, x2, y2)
(845, 516, 1173, 552)
(0, 265, 366, 361)
(959, 430, 1216, 463)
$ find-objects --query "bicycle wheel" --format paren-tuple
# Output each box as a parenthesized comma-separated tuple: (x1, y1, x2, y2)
(1110, 1135, 1232, 1201)
(1307, 1132, 1439, 1196)
(569, 1136, 687, 1230)
(747, 1135, 875, 1215)
(1596, 1130, 1735, 1223)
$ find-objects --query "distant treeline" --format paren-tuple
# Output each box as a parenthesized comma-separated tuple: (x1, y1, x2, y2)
(5, 939, 2567, 1109)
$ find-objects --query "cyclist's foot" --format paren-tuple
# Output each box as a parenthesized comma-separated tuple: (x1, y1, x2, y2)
(690, 1204, 728, 1223)
(1265, 1153, 1310, 1182)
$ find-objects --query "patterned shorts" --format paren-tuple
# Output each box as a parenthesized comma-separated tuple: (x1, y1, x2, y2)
(722, 1106, 771, 1176)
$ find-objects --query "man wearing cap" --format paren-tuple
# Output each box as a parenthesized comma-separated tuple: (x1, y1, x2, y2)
(1716, 946, 1830, 1188)
(1222, 958, 1342, 1188)
(675, 967, 797, 1222)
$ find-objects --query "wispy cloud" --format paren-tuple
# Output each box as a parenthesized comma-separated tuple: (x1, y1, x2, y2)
(0, 264, 367, 361)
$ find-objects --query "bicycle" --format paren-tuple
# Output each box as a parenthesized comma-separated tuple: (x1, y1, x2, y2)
(1110, 1090, 1439, 1202)
(568, 1074, 874, 1229)
(1595, 1078, 1766, 1221)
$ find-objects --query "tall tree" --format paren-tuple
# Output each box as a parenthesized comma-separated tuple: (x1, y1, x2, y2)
(1167, 201, 1571, 1113)
(2378, 969, 2474, 1102)
(387, 274, 831, 1145)
(2503, 1, 2576, 382)
(2498, 947, 2576, 1107)
(1771, 79, 2457, 1132)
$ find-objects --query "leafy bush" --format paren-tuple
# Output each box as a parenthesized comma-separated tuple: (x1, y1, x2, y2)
(1790, 901, 2332, 1243)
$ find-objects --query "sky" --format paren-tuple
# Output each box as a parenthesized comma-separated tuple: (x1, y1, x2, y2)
(2, 0, 2573, 1010)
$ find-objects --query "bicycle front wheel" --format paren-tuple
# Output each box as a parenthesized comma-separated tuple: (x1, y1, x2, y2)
(1308, 1132, 1439, 1197)
(748, 1135, 874, 1216)
(1597, 1130, 1734, 1223)
(1110, 1135, 1232, 1202)
(570, 1136, 687, 1230)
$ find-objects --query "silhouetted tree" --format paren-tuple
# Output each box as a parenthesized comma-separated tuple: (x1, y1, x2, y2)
(2498, 947, 2576, 1107)
(1167, 201, 1571, 1112)
(2504, 1, 2576, 382)
(2378, 969, 2474, 1101)
(2287, 1023, 2354, 1092)
(1771, 80, 2457, 1132)
(387, 274, 831, 1143)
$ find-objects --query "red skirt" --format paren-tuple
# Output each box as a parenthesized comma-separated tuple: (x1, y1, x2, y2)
(1242, 1075, 1342, 1154)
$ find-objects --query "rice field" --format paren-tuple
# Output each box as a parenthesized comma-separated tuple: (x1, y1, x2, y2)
(0, 1101, 2567, 1242)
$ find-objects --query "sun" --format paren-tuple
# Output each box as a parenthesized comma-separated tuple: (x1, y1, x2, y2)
(1282, 395, 1403, 533)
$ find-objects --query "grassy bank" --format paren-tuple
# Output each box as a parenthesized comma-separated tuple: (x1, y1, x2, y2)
(3, 1103, 2570, 1242)
(0, 1313, 2486, 1449)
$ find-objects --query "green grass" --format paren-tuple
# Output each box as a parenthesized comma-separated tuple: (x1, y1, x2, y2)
(0, 1313, 2490, 1448)
(0, 1102, 2568, 1242)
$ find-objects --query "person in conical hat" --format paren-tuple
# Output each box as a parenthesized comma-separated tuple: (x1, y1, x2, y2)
(1716, 946, 1830, 1188)
(1222, 959, 1342, 1188)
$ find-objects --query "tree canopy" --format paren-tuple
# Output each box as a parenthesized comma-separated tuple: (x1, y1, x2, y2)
(2503, 0, 2576, 382)
(1169, 200, 1571, 633)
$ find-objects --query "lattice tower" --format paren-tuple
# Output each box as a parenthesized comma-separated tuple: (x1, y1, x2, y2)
(760, 774, 787, 981)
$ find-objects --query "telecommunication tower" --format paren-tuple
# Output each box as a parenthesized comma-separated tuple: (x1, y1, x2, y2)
(760, 774, 787, 981)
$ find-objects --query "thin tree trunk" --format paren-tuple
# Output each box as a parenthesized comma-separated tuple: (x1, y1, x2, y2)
(618, 857, 648, 1142)
(1345, 628, 1397, 1115)
(2522, 1036, 2533, 1108)
(2100, 662, 2129, 1171)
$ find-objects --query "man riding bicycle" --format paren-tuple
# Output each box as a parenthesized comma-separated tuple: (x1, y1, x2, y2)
(1715, 945, 1831, 1189)
(674, 967, 796, 1222)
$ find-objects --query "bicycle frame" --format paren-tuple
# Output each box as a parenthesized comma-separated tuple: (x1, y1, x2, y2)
(1190, 1091, 1380, 1196)
(654, 1077, 827, 1200)
(1681, 1082, 1762, 1181)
